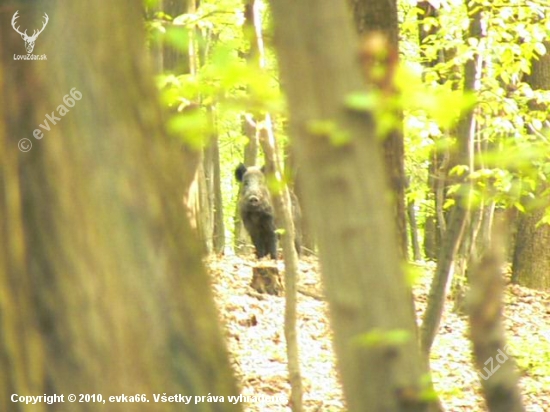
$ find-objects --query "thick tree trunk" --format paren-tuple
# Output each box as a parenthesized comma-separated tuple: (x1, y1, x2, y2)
(162, 0, 190, 73)
(349, 0, 408, 258)
(512, 42, 550, 290)
(0, 2, 240, 410)
(287, 147, 316, 255)
(268, 1, 432, 410)
(512, 209, 550, 289)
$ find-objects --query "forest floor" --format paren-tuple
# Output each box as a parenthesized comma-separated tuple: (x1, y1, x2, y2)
(208, 255, 550, 412)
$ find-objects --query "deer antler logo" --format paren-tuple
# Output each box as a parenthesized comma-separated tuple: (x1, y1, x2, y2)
(12, 11, 49, 54)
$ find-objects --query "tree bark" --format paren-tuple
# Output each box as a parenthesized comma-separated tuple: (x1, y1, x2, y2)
(0, 2, 240, 410)
(287, 147, 316, 255)
(408, 197, 423, 261)
(467, 230, 525, 412)
(162, 0, 190, 74)
(268, 1, 433, 410)
(512, 41, 550, 290)
(512, 208, 550, 289)
(349, 0, 408, 258)
(417, 1, 446, 260)
(234, 1, 260, 255)
(210, 121, 226, 255)
(259, 118, 303, 412)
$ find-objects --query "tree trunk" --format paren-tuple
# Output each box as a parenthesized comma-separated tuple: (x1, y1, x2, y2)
(259, 118, 303, 412)
(0, 2, 240, 410)
(210, 117, 226, 255)
(423, 213, 439, 261)
(349, 0, 408, 258)
(408, 197, 423, 261)
(189, 0, 213, 253)
(197, 160, 213, 253)
(512, 41, 550, 290)
(417, 2, 446, 260)
(247, 6, 304, 407)
(233, 117, 258, 256)
(234, 1, 260, 255)
(420, 3, 482, 355)
(512, 209, 550, 289)
(162, 0, 190, 74)
(467, 229, 525, 412)
(268, 1, 433, 410)
(287, 147, 316, 255)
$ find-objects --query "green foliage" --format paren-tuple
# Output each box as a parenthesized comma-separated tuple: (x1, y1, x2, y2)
(166, 110, 211, 150)
(400, 0, 550, 237)
(398, 66, 477, 129)
(145, 0, 287, 244)
(146, 0, 550, 250)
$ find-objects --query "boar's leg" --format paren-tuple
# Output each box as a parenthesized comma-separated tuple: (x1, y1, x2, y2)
(250, 227, 277, 259)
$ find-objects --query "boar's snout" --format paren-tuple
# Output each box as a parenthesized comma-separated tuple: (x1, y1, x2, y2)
(246, 194, 260, 206)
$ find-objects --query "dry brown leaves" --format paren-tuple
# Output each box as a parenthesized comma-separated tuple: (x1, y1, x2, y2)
(208, 256, 550, 412)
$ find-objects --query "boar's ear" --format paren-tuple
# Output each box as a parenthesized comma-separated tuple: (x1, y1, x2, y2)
(235, 163, 247, 182)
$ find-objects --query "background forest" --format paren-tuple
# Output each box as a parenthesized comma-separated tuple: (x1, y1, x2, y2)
(1, 0, 550, 411)
(150, 0, 550, 290)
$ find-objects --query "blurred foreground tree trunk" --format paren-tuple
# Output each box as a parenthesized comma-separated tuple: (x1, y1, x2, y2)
(0, 2, 241, 411)
(268, 0, 436, 410)
(467, 230, 525, 412)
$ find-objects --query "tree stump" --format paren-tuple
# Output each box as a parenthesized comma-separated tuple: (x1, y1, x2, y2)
(250, 263, 283, 296)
